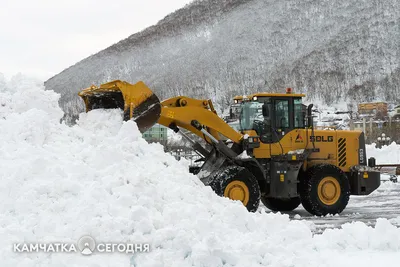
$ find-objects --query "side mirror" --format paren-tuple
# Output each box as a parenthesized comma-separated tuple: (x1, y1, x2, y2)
(262, 103, 269, 117)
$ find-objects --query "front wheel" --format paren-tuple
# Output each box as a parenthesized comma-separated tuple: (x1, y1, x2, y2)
(209, 165, 260, 212)
(300, 164, 350, 216)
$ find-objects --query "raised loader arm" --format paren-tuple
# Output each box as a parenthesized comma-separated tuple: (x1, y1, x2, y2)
(159, 96, 243, 144)
(79, 80, 244, 145)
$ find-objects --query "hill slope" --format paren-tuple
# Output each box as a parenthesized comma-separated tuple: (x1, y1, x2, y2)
(44, 0, 400, 123)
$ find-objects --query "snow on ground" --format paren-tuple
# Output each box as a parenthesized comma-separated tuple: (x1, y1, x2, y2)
(1, 75, 400, 266)
(282, 180, 400, 233)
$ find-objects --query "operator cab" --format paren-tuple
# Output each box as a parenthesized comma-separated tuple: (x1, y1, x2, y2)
(239, 88, 306, 143)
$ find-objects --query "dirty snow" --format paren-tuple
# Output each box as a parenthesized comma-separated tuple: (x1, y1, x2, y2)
(287, 149, 305, 155)
(0, 75, 400, 267)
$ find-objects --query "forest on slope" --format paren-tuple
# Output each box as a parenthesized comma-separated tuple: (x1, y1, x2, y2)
(44, 0, 400, 123)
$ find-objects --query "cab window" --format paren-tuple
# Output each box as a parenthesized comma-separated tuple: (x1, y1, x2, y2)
(294, 98, 304, 128)
(275, 99, 289, 128)
(239, 102, 264, 131)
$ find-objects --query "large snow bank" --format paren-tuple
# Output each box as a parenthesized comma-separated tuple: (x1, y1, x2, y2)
(366, 142, 400, 164)
(1, 76, 400, 266)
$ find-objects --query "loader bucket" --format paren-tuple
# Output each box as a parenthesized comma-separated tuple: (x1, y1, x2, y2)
(78, 80, 161, 133)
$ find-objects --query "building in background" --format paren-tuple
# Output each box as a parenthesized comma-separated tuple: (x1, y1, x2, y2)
(358, 102, 388, 120)
(392, 105, 400, 120)
(142, 124, 168, 145)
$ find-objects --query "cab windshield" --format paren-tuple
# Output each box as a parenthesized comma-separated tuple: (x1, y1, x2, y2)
(230, 104, 241, 119)
(239, 101, 264, 131)
(239, 97, 305, 132)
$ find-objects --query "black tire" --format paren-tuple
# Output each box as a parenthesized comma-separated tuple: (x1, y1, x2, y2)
(300, 164, 350, 216)
(261, 197, 301, 212)
(208, 165, 260, 212)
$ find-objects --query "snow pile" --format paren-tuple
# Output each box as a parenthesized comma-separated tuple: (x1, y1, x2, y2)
(366, 142, 400, 164)
(370, 179, 400, 197)
(1, 76, 400, 267)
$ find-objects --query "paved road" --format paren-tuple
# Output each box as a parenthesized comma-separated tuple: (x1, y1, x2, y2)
(262, 177, 400, 233)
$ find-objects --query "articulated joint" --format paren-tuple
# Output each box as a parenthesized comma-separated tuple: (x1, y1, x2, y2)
(191, 120, 202, 130)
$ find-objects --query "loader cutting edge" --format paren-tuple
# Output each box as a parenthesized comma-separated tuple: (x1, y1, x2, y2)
(78, 80, 161, 133)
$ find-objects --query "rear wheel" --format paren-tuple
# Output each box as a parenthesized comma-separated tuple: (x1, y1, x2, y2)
(209, 165, 260, 212)
(300, 164, 350, 216)
(261, 197, 301, 212)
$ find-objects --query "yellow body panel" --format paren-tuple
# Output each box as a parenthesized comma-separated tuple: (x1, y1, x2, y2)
(251, 128, 362, 172)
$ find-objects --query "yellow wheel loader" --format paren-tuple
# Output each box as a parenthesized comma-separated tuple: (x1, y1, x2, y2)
(79, 81, 381, 216)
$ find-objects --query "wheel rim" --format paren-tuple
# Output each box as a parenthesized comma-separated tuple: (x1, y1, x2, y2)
(317, 176, 341, 205)
(224, 181, 250, 206)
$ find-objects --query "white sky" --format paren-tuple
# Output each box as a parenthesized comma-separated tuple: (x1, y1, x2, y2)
(0, 0, 193, 80)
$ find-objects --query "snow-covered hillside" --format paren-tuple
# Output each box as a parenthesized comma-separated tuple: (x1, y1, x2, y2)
(44, 0, 400, 123)
(1, 75, 400, 266)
